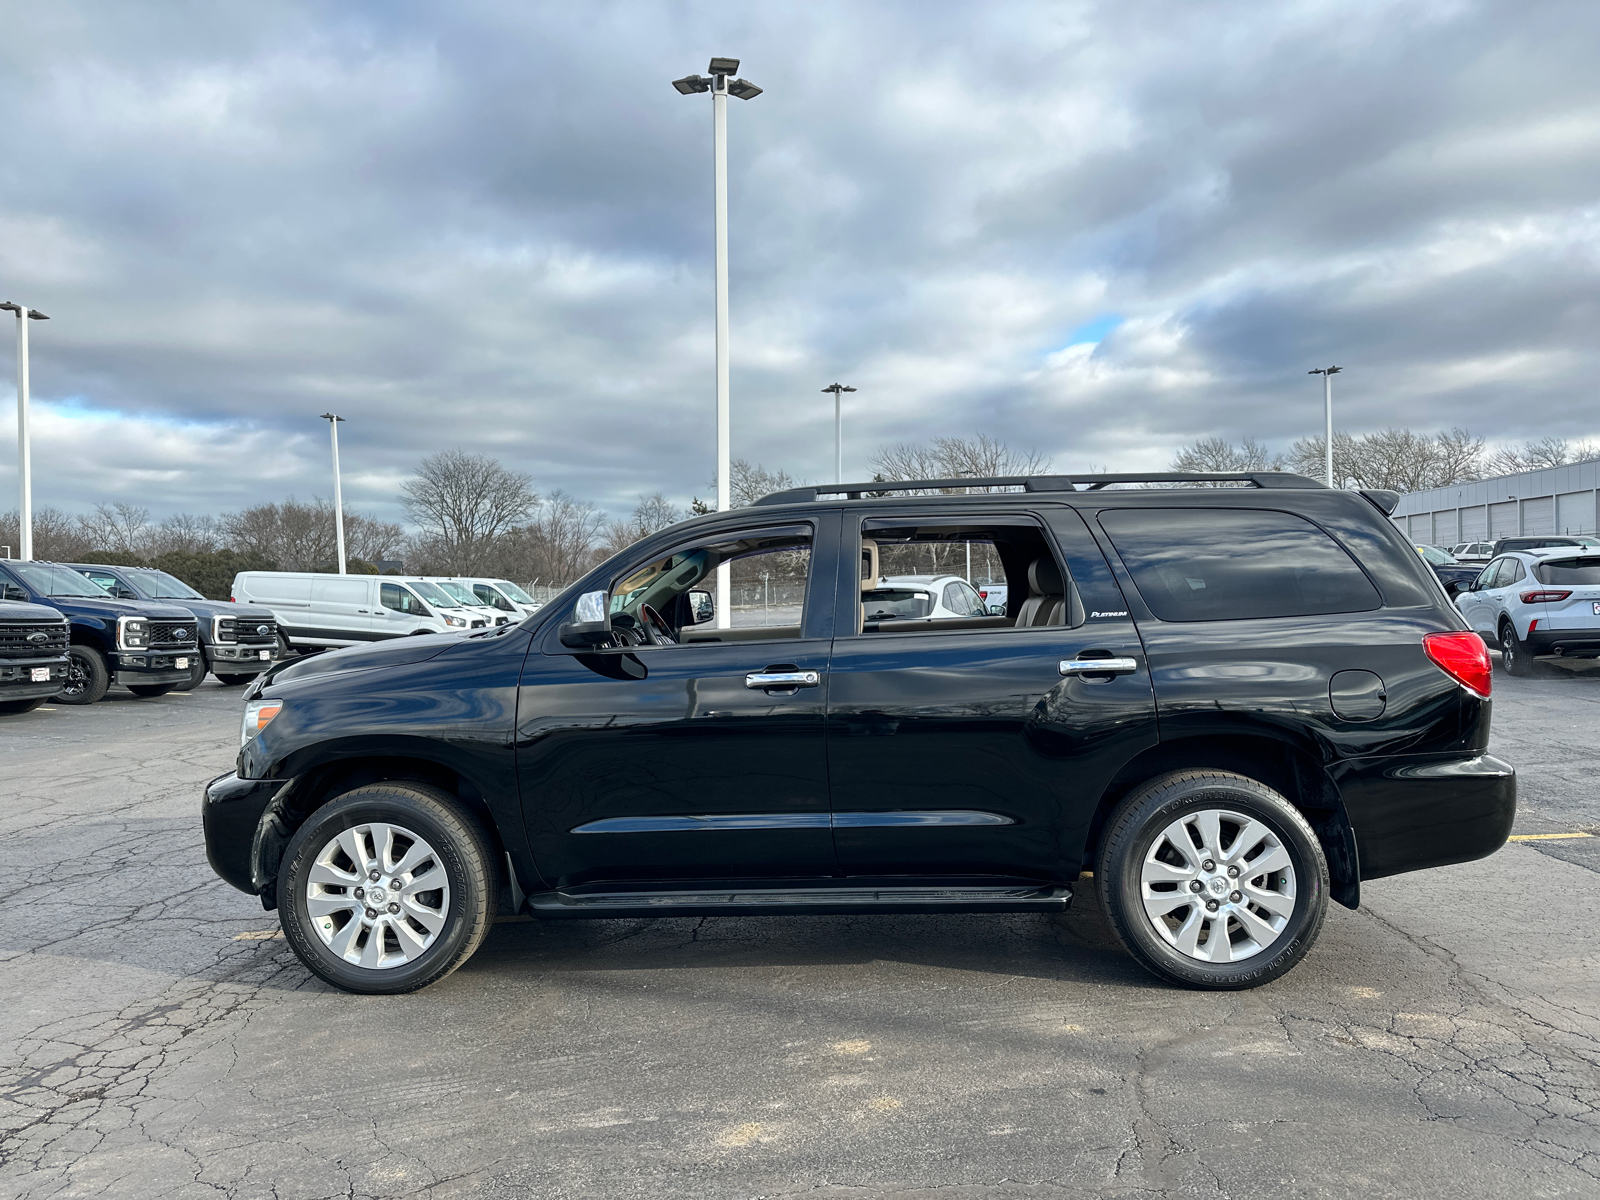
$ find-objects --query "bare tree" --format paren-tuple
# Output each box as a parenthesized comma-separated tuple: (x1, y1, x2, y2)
(1289, 428, 1487, 491)
(148, 513, 221, 556)
(78, 503, 152, 555)
(220, 497, 338, 571)
(869, 435, 1051, 491)
(1, 507, 94, 562)
(1487, 435, 1600, 476)
(600, 493, 683, 558)
(400, 450, 537, 574)
(344, 513, 407, 565)
(501, 489, 606, 584)
(1170, 436, 1284, 473)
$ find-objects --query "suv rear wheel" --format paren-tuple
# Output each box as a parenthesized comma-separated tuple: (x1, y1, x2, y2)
(58, 645, 110, 706)
(1097, 770, 1329, 989)
(278, 783, 495, 994)
(1499, 619, 1535, 677)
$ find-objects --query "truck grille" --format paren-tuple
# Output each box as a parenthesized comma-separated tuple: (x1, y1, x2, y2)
(151, 620, 198, 648)
(0, 620, 69, 658)
(235, 618, 278, 645)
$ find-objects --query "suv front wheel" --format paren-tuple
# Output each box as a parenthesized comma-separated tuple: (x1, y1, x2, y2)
(1097, 770, 1329, 989)
(278, 783, 495, 994)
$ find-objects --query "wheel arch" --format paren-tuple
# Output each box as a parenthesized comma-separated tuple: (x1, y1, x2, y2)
(254, 751, 515, 913)
(1084, 733, 1361, 909)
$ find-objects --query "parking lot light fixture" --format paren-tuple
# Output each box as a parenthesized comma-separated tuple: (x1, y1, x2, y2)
(1308, 366, 1342, 487)
(821, 383, 856, 484)
(673, 54, 762, 628)
(321, 413, 347, 575)
(2, 302, 49, 562)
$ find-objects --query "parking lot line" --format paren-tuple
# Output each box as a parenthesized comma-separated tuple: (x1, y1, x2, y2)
(1506, 831, 1593, 841)
(234, 930, 284, 940)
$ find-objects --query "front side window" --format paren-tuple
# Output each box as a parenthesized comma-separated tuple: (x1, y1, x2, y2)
(12, 563, 111, 598)
(494, 579, 536, 604)
(473, 583, 515, 610)
(1475, 560, 1504, 590)
(608, 526, 812, 643)
(380, 583, 423, 615)
(1100, 508, 1381, 622)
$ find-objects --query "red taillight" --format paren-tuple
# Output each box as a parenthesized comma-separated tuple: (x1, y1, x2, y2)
(1520, 590, 1571, 603)
(1423, 631, 1492, 698)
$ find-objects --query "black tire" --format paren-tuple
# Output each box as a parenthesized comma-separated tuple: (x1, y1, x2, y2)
(0, 696, 46, 714)
(127, 683, 176, 698)
(215, 673, 256, 686)
(1097, 770, 1329, 990)
(278, 782, 496, 995)
(177, 652, 208, 691)
(57, 645, 111, 706)
(1499, 620, 1536, 677)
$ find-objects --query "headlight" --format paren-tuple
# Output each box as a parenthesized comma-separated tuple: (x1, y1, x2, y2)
(212, 615, 237, 643)
(241, 698, 283, 746)
(443, 614, 466, 627)
(117, 617, 149, 650)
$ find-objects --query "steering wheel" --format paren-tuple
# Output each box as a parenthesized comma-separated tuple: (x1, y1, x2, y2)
(638, 603, 677, 646)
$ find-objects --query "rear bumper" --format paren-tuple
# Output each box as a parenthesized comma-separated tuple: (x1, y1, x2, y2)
(1334, 752, 1516, 881)
(1525, 629, 1600, 658)
(203, 771, 291, 899)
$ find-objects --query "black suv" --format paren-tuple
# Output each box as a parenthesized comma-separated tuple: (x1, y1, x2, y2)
(0, 561, 200, 704)
(66, 563, 281, 689)
(0, 597, 71, 713)
(204, 472, 1515, 994)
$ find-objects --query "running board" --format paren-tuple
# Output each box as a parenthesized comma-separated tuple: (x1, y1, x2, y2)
(524, 883, 1073, 919)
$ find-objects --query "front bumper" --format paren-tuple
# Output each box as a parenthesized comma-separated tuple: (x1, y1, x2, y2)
(203, 771, 292, 900)
(209, 642, 278, 669)
(0, 657, 70, 700)
(113, 648, 198, 684)
(1334, 752, 1516, 881)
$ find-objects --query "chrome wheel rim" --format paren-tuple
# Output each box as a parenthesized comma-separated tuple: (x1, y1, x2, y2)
(1139, 807, 1297, 963)
(305, 822, 451, 970)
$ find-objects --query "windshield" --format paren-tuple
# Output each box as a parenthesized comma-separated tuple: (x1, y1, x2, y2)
(1535, 557, 1600, 585)
(434, 580, 480, 606)
(11, 563, 113, 598)
(408, 581, 458, 607)
(1417, 546, 1457, 565)
(494, 579, 534, 603)
(862, 587, 934, 621)
(139, 570, 205, 599)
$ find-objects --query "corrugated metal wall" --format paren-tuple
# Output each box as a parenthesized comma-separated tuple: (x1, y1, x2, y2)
(1490, 501, 1518, 537)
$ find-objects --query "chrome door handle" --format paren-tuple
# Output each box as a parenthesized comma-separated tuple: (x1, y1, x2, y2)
(1060, 657, 1138, 676)
(746, 670, 821, 689)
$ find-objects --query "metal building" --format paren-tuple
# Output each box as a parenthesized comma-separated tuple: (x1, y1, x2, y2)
(1389, 459, 1600, 546)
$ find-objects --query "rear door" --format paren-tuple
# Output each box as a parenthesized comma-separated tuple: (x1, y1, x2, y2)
(825, 506, 1157, 882)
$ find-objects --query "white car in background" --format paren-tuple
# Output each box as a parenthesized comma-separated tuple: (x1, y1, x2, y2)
(1454, 547, 1600, 675)
(231, 572, 488, 650)
(1450, 541, 1494, 564)
(440, 577, 543, 619)
(427, 578, 511, 626)
(861, 574, 990, 624)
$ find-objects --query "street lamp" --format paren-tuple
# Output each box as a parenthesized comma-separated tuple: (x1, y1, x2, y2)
(820, 383, 856, 484)
(1308, 366, 1342, 487)
(2, 301, 49, 561)
(674, 56, 762, 628)
(320, 414, 347, 575)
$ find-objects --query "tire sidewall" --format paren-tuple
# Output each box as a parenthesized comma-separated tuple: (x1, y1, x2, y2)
(183, 651, 209, 690)
(279, 789, 486, 994)
(1100, 776, 1328, 989)
(58, 645, 110, 705)
(1500, 621, 1533, 676)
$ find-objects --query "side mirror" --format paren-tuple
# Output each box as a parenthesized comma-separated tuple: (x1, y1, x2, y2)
(1445, 580, 1463, 598)
(560, 590, 613, 647)
(2, 584, 26, 601)
(687, 589, 715, 625)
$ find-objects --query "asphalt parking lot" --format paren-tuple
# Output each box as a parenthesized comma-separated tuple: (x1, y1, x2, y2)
(2, 661, 1598, 1199)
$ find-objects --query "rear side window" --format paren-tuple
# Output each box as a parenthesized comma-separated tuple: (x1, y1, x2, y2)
(1535, 557, 1600, 585)
(1100, 508, 1381, 622)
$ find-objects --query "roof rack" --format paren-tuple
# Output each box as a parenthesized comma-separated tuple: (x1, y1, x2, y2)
(752, 471, 1326, 506)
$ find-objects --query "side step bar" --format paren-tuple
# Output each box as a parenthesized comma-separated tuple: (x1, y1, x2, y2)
(524, 884, 1073, 919)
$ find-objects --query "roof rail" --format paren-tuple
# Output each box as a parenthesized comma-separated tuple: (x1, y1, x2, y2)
(751, 471, 1326, 506)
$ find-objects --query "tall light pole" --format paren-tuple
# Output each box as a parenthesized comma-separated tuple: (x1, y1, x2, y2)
(674, 57, 762, 628)
(320, 414, 347, 575)
(1309, 366, 1342, 487)
(820, 383, 856, 483)
(2, 302, 49, 562)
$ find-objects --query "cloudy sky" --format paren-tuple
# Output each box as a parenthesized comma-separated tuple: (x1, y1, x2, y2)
(2, 0, 1597, 525)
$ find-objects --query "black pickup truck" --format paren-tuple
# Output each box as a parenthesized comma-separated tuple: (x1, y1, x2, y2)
(0, 561, 200, 704)
(0, 597, 71, 714)
(67, 563, 281, 689)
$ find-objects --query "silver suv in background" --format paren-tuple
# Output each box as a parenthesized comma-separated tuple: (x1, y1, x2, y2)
(1455, 547, 1600, 674)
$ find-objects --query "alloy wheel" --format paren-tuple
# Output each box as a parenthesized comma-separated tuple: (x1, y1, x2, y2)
(304, 822, 451, 970)
(1139, 807, 1297, 963)
(61, 655, 88, 699)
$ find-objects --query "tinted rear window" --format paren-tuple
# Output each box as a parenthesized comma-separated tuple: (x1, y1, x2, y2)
(1535, 557, 1600, 585)
(1100, 508, 1382, 622)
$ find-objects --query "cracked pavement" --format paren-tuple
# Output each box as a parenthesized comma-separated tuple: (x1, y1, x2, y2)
(2, 662, 1598, 1199)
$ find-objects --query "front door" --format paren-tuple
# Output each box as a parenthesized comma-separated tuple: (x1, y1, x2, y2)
(516, 514, 843, 889)
(825, 507, 1158, 882)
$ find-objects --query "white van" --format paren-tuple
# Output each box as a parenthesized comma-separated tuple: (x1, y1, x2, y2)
(441, 577, 543, 619)
(230, 572, 490, 650)
(424, 578, 511, 626)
